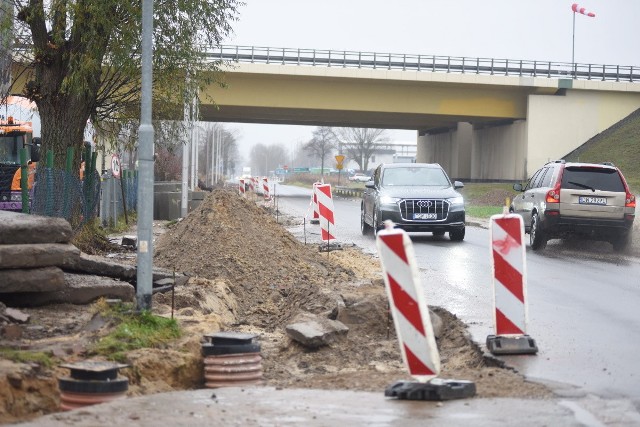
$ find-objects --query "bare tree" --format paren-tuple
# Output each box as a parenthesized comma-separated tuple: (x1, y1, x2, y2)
(334, 128, 389, 172)
(200, 123, 239, 182)
(250, 143, 287, 176)
(303, 126, 337, 177)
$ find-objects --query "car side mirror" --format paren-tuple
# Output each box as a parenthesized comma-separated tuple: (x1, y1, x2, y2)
(513, 183, 523, 192)
(453, 180, 464, 189)
(365, 181, 375, 189)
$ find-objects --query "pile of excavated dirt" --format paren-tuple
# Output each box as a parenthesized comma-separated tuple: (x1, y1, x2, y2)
(153, 190, 551, 396)
(0, 189, 552, 424)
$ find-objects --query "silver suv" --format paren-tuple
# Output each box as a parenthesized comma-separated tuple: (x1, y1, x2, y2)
(510, 160, 636, 251)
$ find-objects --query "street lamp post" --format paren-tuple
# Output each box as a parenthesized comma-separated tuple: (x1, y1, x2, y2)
(136, 0, 154, 311)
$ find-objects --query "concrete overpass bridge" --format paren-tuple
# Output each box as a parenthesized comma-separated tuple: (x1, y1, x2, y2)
(199, 46, 640, 180)
(10, 45, 640, 180)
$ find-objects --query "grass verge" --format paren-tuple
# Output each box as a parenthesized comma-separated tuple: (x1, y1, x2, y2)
(90, 302, 180, 363)
(0, 348, 56, 368)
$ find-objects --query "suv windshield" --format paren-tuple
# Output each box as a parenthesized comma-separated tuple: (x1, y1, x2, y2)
(382, 167, 450, 187)
(561, 167, 625, 192)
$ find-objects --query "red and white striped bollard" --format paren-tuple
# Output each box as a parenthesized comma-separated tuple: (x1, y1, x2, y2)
(377, 222, 475, 400)
(486, 213, 538, 355)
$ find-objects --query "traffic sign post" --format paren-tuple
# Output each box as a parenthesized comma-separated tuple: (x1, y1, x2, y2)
(111, 154, 121, 179)
(377, 222, 476, 400)
(335, 155, 345, 184)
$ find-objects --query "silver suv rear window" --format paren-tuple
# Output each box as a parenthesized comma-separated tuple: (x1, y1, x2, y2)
(561, 167, 625, 192)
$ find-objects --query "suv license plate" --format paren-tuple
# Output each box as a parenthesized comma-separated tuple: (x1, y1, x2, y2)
(578, 196, 606, 205)
(414, 213, 437, 220)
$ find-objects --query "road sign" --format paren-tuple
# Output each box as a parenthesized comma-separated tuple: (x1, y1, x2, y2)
(111, 155, 121, 178)
(335, 155, 345, 164)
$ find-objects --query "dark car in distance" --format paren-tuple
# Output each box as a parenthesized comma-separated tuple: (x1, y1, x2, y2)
(361, 163, 466, 240)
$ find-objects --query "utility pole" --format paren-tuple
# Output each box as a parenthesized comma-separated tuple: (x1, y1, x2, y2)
(136, 0, 155, 311)
(181, 100, 190, 218)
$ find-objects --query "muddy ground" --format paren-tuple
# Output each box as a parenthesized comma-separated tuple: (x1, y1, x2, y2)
(1, 189, 557, 424)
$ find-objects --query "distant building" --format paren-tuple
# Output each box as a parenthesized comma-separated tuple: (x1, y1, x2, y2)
(345, 140, 417, 172)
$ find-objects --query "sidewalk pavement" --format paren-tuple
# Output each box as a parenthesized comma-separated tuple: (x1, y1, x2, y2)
(16, 385, 640, 426)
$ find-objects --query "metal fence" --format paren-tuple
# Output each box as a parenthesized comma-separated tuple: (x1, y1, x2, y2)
(31, 168, 101, 231)
(100, 171, 138, 228)
(206, 45, 640, 83)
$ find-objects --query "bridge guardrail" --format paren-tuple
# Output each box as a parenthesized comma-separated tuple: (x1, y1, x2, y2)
(333, 186, 365, 199)
(207, 45, 640, 83)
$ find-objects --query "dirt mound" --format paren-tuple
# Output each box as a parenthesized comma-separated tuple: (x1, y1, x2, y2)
(154, 190, 362, 329)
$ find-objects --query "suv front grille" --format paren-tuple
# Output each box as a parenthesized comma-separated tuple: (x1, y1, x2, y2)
(399, 199, 449, 221)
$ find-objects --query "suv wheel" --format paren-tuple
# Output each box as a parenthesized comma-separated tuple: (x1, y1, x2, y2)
(449, 227, 465, 242)
(372, 208, 381, 236)
(612, 232, 631, 252)
(530, 212, 547, 250)
(360, 204, 371, 235)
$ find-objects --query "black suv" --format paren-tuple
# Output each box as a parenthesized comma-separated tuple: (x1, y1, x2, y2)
(511, 160, 636, 251)
(361, 163, 466, 240)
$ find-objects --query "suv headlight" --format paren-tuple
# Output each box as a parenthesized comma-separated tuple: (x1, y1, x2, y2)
(379, 195, 400, 205)
(448, 196, 464, 207)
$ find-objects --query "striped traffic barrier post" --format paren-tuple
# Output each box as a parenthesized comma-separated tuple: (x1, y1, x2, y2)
(239, 179, 245, 196)
(262, 177, 270, 200)
(377, 221, 475, 401)
(315, 183, 341, 252)
(486, 212, 538, 355)
(309, 182, 321, 224)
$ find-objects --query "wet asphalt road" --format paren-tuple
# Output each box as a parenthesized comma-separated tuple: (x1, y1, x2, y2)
(274, 185, 640, 399)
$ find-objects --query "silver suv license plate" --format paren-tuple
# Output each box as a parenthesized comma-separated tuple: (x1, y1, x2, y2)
(414, 213, 437, 220)
(578, 196, 606, 205)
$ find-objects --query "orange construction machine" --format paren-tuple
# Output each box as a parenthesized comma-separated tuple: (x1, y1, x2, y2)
(0, 116, 40, 211)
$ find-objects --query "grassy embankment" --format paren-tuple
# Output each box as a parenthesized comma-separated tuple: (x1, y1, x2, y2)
(462, 109, 640, 218)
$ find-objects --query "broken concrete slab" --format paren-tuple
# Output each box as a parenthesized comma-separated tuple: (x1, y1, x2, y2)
(0, 243, 80, 269)
(0, 211, 72, 244)
(0, 267, 66, 294)
(63, 253, 137, 281)
(285, 311, 349, 349)
(0, 273, 135, 307)
(121, 236, 137, 249)
(4, 308, 30, 324)
(430, 310, 443, 340)
(63, 252, 189, 286)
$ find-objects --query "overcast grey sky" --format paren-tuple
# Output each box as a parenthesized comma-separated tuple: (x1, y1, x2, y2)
(223, 0, 640, 160)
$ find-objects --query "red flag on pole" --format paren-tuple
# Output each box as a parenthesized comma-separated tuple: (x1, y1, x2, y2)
(572, 3, 595, 17)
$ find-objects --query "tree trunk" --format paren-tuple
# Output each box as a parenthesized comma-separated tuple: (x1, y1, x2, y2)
(37, 100, 90, 171)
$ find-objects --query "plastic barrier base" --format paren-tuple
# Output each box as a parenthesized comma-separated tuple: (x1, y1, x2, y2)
(384, 378, 476, 401)
(318, 242, 343, 253)
(486, 334, 538, 355)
